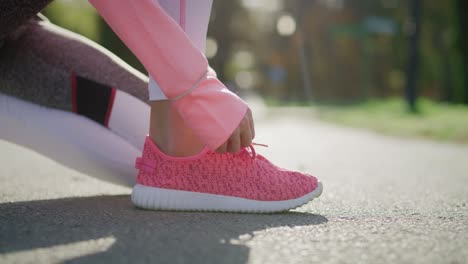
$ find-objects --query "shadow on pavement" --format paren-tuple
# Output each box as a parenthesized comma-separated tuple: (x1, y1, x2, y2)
(0, 195, 327, 264)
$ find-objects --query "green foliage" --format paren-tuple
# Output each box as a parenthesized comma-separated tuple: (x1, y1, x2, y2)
(42, 1, 100, 41)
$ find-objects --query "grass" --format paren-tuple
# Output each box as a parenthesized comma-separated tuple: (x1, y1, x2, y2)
(270, 98, 468, 144)
(318, 98, 468, 144)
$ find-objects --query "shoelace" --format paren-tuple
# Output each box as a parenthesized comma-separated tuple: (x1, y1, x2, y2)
(136, 143, 270, 172)
(248, 143, 268, 159)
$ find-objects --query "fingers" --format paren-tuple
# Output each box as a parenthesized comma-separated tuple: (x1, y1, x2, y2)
(216, 142, 227, 153)
(216, 108, 255, 154)
(240, 125, 252, 148)
(247, 108, 255, 140)
(227, 128, 241, 153)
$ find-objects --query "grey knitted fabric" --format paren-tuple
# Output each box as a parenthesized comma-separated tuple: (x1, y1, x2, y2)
(0, 34, 72, 110)
(0, 18, 149, 112)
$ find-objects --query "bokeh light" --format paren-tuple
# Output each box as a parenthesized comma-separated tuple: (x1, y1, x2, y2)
(235, 71, 256, 90)
(276, 14, 296, 36)
(205, 37, 218, 59)
(232, 50, 255, 69)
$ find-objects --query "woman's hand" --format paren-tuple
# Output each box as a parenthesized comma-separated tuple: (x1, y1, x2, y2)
(216, 108, 255, 153)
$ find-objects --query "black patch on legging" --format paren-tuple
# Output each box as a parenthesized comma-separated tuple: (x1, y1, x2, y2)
(74, 75, 112, 126)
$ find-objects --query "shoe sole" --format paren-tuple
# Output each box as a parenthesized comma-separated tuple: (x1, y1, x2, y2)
(131, 182, 323, 213)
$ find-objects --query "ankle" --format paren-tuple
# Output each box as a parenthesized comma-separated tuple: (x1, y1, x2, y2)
(149, 101, 204, 157)
(149, 100, 169, 153)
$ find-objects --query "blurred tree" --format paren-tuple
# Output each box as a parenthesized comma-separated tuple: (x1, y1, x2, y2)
(208, 0, 245, 83)
(456, 0, 468, 104)
(405, 0, 422, 112)
(96, 17, 146, 74)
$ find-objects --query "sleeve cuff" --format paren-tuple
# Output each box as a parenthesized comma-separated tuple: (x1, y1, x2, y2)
(171, 75, 248, 150)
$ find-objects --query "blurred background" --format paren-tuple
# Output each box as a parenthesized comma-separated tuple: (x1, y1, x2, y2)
(43, 0, 468, 143)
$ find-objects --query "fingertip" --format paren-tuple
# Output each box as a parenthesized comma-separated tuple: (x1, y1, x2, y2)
(227, 134, 241, 153)
(216, 143, 227, 153)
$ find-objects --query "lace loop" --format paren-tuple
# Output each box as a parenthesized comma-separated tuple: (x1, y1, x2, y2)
(247, 143, 268, 159)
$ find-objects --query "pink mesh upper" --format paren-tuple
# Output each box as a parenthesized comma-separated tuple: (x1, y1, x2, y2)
(135, 137, 319, 201)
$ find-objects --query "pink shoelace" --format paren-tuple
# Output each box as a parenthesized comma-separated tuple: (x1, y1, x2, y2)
(135, 143, 268, 173)
(248, 143, 268, 159)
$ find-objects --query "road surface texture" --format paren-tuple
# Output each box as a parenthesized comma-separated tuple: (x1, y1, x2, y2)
(1, 107, 467, 264)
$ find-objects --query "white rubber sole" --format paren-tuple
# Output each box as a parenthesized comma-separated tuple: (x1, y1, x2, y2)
(131, 182, 323, 213)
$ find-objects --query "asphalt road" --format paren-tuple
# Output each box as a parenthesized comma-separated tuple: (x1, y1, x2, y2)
(1, 108, 467, 264)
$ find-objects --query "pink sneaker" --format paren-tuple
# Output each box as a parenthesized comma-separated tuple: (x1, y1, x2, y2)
(132, 136, 322, 213)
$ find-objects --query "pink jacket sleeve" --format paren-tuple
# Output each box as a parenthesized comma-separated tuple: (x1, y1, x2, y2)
(89, 0, 248, 150)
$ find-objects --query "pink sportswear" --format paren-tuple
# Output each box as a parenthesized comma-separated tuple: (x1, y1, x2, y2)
(89, 0, 248, 150)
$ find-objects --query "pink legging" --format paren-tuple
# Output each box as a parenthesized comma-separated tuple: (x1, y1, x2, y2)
(149, 0, 213, 101)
